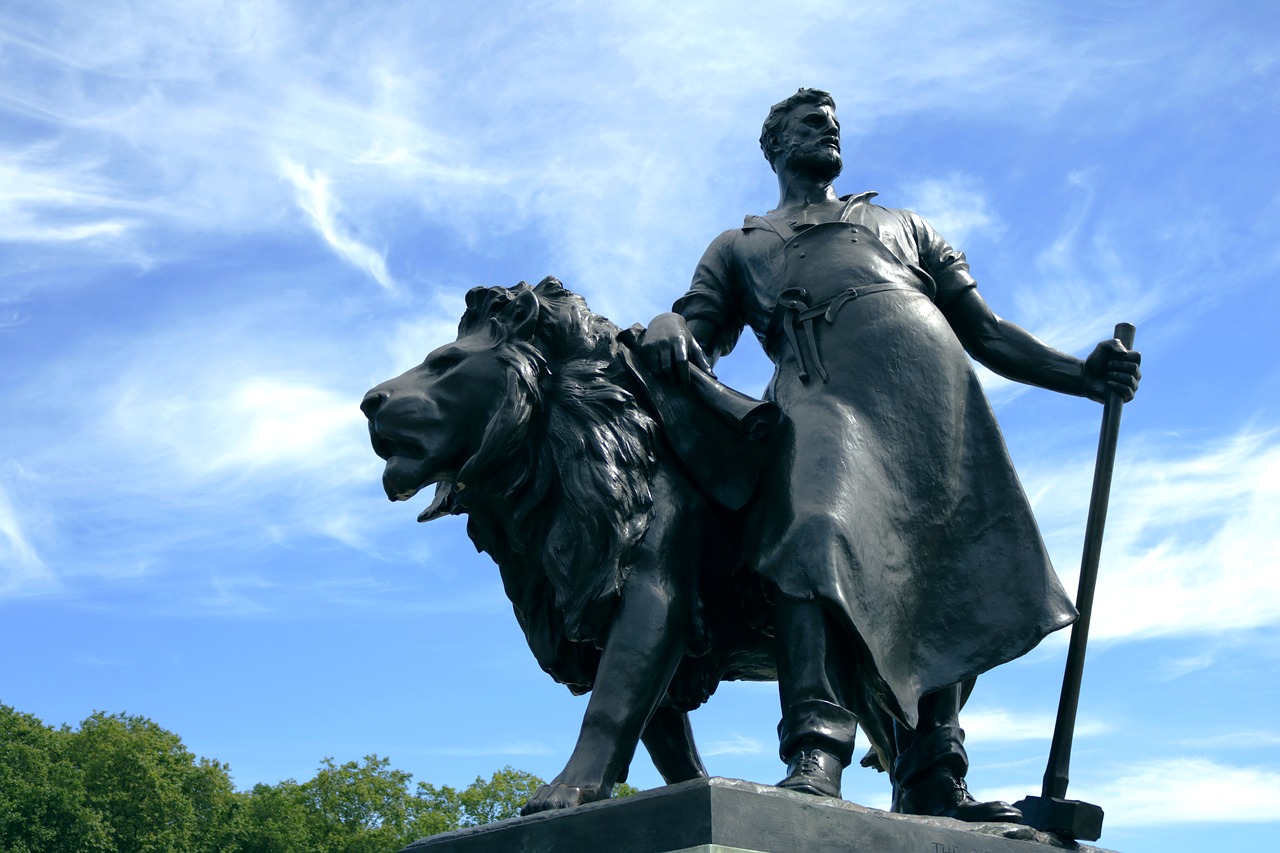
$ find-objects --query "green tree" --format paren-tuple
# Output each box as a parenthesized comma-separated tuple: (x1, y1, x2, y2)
(0, 704, 111, 853)
(415, 766, 637, 838)
(407, 781, 463, 839)
(299, 755, 427, 853)
(460, 763, 540, 824)
(182, 747, 242, 853)
(416, 766, 538, 833)
(233, 759, 546, 851)
(65, 711, 238, 853)
(233, 779, 318, 853)
(456, 766, 542, 826)
(613, 780, 640, 799)
(2, 703, 644, 852)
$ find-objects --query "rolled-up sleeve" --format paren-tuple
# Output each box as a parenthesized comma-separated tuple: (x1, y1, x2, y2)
(672, 229, 745, 359)
(909, 212, 978, 308)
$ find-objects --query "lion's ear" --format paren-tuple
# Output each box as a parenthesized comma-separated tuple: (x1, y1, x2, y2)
(534, 276, 565, 296)
(501, 284, 540, 341)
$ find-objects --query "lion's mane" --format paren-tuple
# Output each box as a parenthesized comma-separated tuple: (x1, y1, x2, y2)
(447, 277, 664, 692)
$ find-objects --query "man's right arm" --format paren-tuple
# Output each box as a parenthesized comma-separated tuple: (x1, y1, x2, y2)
(640, 229, 742, 384)
(639, 312, 717, 385)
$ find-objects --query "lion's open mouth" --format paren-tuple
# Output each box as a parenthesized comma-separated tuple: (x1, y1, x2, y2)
(369, 426, 436, 502)
(381, 454, 434, 501)
(369, 431, 401, 462)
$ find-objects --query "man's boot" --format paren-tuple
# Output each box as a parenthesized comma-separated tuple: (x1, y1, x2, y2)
(895, 763, 1022, 823)
(775, 698, 856, 799)
(892, 723, 1022, 823)
(777, 742, 844, 798)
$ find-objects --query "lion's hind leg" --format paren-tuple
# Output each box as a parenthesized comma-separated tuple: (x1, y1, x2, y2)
(641, 705, 708, 784)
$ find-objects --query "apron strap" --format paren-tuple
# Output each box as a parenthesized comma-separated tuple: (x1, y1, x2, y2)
(746, 213, 797, 243)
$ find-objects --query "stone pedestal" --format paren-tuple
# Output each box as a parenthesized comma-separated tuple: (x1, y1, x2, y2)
(401, 777, 1117, 853)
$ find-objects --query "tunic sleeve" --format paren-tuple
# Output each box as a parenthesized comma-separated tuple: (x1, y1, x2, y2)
(908, 212, 979, 308)
(672, 229, 745, 359)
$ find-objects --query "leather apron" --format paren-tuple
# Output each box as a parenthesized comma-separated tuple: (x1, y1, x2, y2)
(741, 213, 1075, 729)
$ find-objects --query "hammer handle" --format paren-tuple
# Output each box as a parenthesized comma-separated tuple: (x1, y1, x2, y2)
(1043, 322, 1135, 800)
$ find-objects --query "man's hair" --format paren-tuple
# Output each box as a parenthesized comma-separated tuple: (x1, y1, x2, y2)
(759, 88, 836, 172)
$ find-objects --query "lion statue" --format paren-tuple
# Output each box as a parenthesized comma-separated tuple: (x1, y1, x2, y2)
(362, 276, 781, 813)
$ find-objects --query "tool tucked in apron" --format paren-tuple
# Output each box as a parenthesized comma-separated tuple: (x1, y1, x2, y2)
(764, 217, 938, 383)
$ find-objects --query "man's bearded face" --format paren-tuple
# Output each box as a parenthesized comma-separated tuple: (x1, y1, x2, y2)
(781, 104, 842, 181)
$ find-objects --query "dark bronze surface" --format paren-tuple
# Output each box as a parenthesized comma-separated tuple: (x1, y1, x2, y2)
(364, 277, 782, 814)
(401, 777, 1114, 853)
(639, 89, 1140, 827)
(364, 90, 1141, 831)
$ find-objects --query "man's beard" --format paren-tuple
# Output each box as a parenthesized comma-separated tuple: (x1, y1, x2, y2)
(788, 145, 843, 182)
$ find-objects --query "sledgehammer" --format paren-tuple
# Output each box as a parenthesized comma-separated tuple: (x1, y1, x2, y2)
(1015, 322, 1137, 842)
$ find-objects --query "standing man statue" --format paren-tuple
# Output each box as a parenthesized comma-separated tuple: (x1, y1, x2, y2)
(640, 89, 1140, 823)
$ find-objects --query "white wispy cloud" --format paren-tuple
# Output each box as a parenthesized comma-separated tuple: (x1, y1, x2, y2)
(971, 177, 1164, 403)
(1014, 171, 1157, 353)
(0, 4, 457, 279)
(986, 757, 1280, 827)
(380, 289, 471, 374)
(1077, 758, 1280, 825)
(702, 734, 768, 757)
(1025, 427, 1280, 642)
(196, 573, 276, 617)
(279, 160, 396, 293)
(0, 0, 1251, 330)
(105, 371, 369, 486)
(1156, 651, 1218, 681)
(0, 482, 55, 596)
(901, 175, 1004, 249)
(0, 297, 403, 590)
(0, 154, 152, 269)
(95, 366, 393, 568)
(1181, 731, 1280, 751)
(961, 708, 1110, 743)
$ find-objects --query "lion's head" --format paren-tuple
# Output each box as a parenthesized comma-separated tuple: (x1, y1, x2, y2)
(362, 277, 660, 678)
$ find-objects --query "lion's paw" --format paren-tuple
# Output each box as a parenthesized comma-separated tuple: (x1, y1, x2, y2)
(520, 782, 607, 816)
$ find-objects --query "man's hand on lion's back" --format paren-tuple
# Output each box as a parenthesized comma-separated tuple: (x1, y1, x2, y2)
(639, 312, 713, 385)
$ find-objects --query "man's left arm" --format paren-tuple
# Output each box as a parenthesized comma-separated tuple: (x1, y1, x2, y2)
(941, 288, 1141, 403)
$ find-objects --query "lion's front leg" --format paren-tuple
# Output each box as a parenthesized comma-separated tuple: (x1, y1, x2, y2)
(522, 480, 704, 816)
(520, 567, 690, 814)
(522, 780, 600, 814)
(522, 709, 706, 813)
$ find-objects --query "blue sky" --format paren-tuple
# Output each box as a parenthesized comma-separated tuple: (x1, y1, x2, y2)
(1, 1, 1277, 850)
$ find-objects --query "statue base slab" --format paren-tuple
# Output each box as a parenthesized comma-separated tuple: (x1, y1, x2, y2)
(401, 777, 1117, 853)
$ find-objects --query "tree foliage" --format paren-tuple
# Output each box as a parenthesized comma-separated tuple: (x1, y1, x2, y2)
(68, 711, 237, 853)
(418, 765, 542, 829)
(296, 755, 436, 853)
(0, 704, 640, 853)
(0, 705, 111, 853)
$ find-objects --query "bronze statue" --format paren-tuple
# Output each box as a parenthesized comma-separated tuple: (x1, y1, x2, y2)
(362, 278, 783, 813)
(637, 89, 1141, 823)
